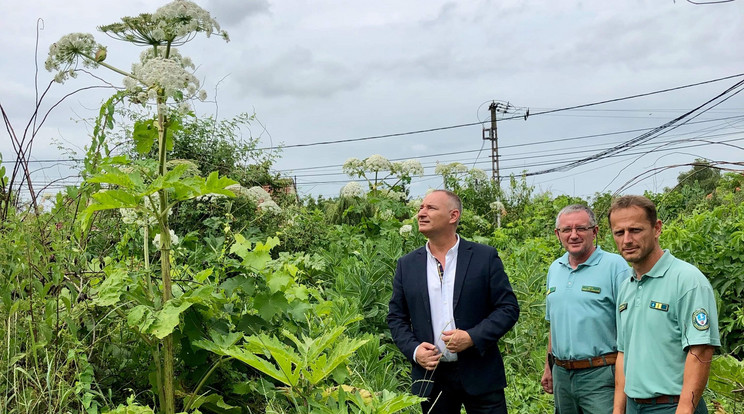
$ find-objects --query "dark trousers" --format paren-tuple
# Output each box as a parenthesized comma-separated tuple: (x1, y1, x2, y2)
(420, 361, 508, 414)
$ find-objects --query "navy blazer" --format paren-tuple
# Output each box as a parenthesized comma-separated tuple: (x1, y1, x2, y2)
(387, 238, 520, 397)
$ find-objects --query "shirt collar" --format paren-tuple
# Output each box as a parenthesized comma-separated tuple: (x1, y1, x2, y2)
(630, 249, 673, 282)
(425, 234, 460, 258)
(557, 245, 604, 268)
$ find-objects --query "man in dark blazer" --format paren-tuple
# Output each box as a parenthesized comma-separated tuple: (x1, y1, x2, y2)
(388, 190, 520, 414)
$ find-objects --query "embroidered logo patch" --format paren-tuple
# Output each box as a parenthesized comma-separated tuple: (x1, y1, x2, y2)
(649, 301, 669, 312)
(693, 309, 710, 331)
(547, 286, 556, 295)
(581, 285, 601, 294)
(618, 302, 627, 312)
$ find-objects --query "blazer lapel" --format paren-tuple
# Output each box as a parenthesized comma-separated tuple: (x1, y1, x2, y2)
(453, 240, 472, 310)
(414, 248, 432, 331)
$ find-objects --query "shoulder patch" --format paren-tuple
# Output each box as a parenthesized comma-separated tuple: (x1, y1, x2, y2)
(618, 302, 627, 312)
(581, 285, 601, 294)
(547, 286, 556, 295)
(650, 301, 669, 312)
(693, 308, 710, 331)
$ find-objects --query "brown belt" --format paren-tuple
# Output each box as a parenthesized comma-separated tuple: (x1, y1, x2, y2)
(553, 352, 617, 370)
(632, 395, 680, 404)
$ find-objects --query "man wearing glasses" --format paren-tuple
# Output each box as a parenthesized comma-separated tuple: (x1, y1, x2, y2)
(541, 204, 629, 413)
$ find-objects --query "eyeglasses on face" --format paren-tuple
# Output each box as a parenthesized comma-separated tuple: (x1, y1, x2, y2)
(556, 226, 596, 235)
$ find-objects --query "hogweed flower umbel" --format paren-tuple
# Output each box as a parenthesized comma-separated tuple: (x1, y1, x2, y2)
(340, 181, 363, 198)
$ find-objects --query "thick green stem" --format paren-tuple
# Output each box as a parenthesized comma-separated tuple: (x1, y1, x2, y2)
(156, 94, 175, 414)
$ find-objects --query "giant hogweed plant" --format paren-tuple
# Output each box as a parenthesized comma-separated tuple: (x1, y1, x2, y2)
(44, 1, 232, 413)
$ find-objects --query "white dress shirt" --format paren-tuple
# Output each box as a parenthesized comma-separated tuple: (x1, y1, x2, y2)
(414, 236, 460, 362)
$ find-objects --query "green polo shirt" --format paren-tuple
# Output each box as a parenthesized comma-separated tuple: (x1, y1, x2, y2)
(546, 246, 629, 360)
(616, 250, 720, 399)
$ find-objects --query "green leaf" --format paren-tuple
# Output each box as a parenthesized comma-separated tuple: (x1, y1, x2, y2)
(149, 299, 195, 339)
(220, 275, 255, 296)
(90, 189, 139, 209)
(87, 169, 136, 189)
(194, 268, 213, 283)
(93, 268, 130, 307)
(265, 270, 292, 293)
(201, 171, 239, 198)
(133, 119, 157, 154)
(186, 393, 240, 413)
(253, 292, 287, 321)
(127, 305, 155, 333)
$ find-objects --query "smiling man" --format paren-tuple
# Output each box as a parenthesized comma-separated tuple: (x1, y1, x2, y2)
(541, 204, 628, 413)
(608, 195, 719, 414)
(388, 190, 520, 413)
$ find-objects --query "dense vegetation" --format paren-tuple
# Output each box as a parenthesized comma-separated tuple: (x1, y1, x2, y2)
(1, 2, 743, 413)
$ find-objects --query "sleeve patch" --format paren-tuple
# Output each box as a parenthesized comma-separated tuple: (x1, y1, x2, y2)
(649, 301, 669, 312)
(693, 308, 710, 331)
(581, 285, 601, 294)
(618, 302, 628, 312)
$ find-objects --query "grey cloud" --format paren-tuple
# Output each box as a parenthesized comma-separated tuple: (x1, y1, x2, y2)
(235, 46, 364, 99)
(206, 0, 270, 26)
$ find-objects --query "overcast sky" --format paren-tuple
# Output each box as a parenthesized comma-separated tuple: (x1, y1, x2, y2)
(2, 0, 743, 201)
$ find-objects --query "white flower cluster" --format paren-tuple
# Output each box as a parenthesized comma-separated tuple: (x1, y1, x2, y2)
(258, 200, 282, 215)
(244, 186, 272, 204)
(153, 0, 228, 41)
(379, 189, 406, 201)
(45, 33, 105, 83)
(392, 159, 424, 177)
(379, 209, 394, 220)
(120, 193, 170, 227)
(153, 229, 180, 249)
(340, 181, 363, 198)
(407, 198, 422, 209)
(490, 201, 505, 211)
(342, 158, 364, 175)
(365, 154, 392, 172)
(469, 168, 488, 181)
(490, 201, 506, 215)
(399, 224, 413, 237)
(125, 55, 200, 105)
(434, 162, 468, 176)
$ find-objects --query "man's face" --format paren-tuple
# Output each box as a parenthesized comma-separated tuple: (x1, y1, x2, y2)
(417, 192, 458, 237)
(609, 206, 662, 265)
(555, 211, 597, 260)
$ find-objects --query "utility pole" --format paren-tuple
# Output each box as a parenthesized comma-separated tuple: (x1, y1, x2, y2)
(483, 101, 507, 183)
(482, 100, 529, 184)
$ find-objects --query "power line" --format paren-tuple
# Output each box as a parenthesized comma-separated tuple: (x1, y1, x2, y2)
(256, 73, 744, 151)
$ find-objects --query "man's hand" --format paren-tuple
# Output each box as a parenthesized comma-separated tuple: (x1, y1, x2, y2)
(541, 365, 553, 394)
(416, 342, 442, 371)
(441, 329, 474, 353)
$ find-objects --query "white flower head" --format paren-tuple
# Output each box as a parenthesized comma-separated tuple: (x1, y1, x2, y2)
(490, 201, 505, 211)
(258, 199, 282, 215)
(379, 189, 406, 201)
(469, 168, 488, 181)
(407, 198, 422, 209)
(379, 209, 394, 220)
(364, 154, 392, 172)
(340, 181, 363, 198)
(245, 186, 272, 204)
(399, 224, 413, 237)
(395, 159, 424, 177)
(127, 56, 200, 102)
(342, 158, 364, 175)
(153, 229, 179, 249)
(153, 0, 228, 41)
(45, 33, 105, 83)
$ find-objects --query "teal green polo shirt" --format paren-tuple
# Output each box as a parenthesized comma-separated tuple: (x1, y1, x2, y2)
(616, 250, 720, 399)
(546, 246, 629, 360)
